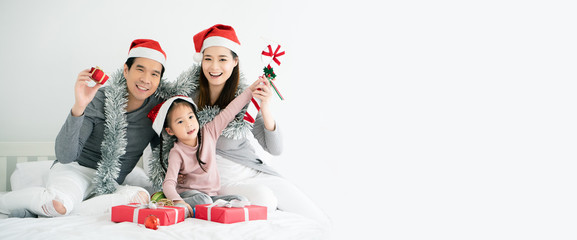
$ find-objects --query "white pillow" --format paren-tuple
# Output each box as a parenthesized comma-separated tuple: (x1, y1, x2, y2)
(10, 161, 53, 191)
(10, 161, 151, 191)
(122, 166, 152, 189)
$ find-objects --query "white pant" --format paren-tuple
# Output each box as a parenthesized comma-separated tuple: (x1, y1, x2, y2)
(216, 156, 330, 226)
(0, 162, 149, 217)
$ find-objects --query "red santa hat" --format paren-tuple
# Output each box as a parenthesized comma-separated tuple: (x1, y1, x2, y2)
(127, 39, 167, 66)
(147, 96, 198, 136)
(193, 24, 241, 62)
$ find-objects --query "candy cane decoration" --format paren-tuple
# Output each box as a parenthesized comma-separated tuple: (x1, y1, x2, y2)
(260, 44, 285, 100)
(244, 43, 286, 124)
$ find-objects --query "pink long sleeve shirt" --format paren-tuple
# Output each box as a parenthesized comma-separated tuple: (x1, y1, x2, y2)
(162, 89, 253, 201)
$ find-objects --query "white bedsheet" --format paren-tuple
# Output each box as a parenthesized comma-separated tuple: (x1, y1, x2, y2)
(0, 211, 328, 240)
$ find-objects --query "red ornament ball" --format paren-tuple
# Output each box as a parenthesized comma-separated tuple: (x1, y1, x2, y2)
(145, 215, 159, 230)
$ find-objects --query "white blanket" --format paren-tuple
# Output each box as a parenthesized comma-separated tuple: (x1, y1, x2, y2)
(1, 161, 329, 239)
(0, 211, 328, 240)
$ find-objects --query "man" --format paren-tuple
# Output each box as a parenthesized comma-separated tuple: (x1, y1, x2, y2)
(0, 39, 167, 217)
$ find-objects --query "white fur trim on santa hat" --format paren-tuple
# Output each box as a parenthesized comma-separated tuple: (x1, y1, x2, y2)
(128, 47, 166, 66)
(194, 36, 240, 62)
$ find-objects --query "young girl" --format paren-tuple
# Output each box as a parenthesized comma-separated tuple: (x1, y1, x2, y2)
(148, 77, 265, 216)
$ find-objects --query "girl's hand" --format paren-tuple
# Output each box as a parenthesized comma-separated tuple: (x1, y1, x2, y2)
(247, 75, 266, 91)
(71, 69, 102, 117)
(174, 200, 194, 218)
(250, 75, 272, 105)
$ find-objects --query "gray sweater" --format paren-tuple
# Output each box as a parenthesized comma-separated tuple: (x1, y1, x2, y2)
(55, 88, 162, 184)
(214, 110, 284, 176)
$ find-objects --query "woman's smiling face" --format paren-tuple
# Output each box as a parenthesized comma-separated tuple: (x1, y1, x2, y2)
(201, 46, 238, 88)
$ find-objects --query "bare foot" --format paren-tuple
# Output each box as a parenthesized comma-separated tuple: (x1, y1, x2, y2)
(131, 191, 150, 204)
(52, 200, 66, 215)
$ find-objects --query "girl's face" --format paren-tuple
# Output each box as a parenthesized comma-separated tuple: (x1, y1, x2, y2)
(165, 103, 200, 147)
(201, 46, 238, 88)
(123, 57, 162, 103)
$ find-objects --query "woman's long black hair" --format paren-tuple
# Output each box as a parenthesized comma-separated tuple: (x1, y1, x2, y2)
(159, 99, 207, 173)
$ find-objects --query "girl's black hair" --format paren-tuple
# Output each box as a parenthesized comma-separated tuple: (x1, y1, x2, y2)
(159, 99, 207, 173)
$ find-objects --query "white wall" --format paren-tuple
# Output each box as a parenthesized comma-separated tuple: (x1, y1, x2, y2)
(1, 0, 576, 239)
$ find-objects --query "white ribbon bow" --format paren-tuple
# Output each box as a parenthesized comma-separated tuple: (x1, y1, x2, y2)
(210, 199, 250, 208)
(126, 203, 179, 224)
(206, 199, 251, 222)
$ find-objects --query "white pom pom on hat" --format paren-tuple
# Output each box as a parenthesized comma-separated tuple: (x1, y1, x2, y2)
(193, 52, 203, 63)
(193, 24, 241, 62)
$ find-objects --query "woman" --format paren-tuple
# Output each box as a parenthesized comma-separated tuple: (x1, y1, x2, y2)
(149, 24, 329, 226)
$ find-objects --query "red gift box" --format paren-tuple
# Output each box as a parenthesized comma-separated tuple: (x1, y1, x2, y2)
(111, 203, 185, 226)
(196, 203, 267, 224)
(89, 66, 109, 84)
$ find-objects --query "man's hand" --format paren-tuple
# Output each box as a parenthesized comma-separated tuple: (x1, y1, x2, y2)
(71, 69, 102, 117)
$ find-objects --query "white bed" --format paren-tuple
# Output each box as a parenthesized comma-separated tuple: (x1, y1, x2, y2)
(0, 210, 326, 240)
(0, 143, 329, 240)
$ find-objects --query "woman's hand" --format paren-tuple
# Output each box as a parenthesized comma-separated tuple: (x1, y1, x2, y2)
(71, 69, 102, 117)
(249, 75, 276, 131)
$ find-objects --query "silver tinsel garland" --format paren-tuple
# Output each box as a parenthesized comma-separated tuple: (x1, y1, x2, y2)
(93, 69, 128, 195)
(91, 66, 189, 195)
